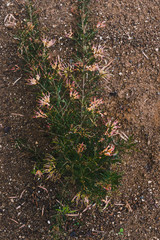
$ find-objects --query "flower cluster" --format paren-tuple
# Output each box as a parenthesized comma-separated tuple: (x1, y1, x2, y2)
(69, 82, 80, 100)
(96, 21, 106, 29)
(100, 144, 116, 156)
(42, 38, 56, 48)
(27, 74, 40, 85)
(65, 28, 73, 39)
(87, 97, 103, 111)
(86, 64, 99, 72)
(77, 142, 86, 154)
(33, 109, 48, 118)
(92, 45, 104, 59)
(105, 120, 121, 137)
(38, 92, 50, 108)
(43, 154, 61, 181)
(27, 22, 34, 31)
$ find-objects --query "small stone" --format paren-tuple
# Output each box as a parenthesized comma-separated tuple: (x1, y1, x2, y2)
(4, 126, 11, 134)
(70, 231, 76, 237)
(47, 220, 51, 224)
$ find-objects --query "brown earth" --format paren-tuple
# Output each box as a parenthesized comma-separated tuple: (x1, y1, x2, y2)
(0, 0, 159, 239)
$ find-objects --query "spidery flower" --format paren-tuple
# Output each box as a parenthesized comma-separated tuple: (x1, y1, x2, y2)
(33, 109, 48, 118)
(88, 97, 103, 111)
(35, 170, 43, 178)
(65, 28, 73, 39)
(68, 81, 80, 100)
(27, 22, 34, 31)
(42, 38, 56, 48)
(77, 142, 86, 154)
(27, 74, 40, 85)
(105, 120, 121, 137)
(100, 144, 115, 156)
(96, 21, 106, 29)
(86, 64, 99, 72)
(38, 92, 50, 107)
(43, 154, 61, 181)
(92, 45, 104, 59)
(103, 184, 112, 191)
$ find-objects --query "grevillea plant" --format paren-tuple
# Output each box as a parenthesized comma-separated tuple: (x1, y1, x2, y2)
(18, 0, 133, 203)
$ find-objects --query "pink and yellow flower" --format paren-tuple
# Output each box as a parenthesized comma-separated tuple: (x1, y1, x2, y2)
(33, 109, 48, 118)
(103, 184, 112, 191)
(65, 28, 73, 39)
(27, 22, 34, 31)
(105, 120, 120, 137)
(86, 64, 99, 72)
(87, 97, 103, 111)
(68, 81, 80, 100)
(92, 45, 104, 59)
(100, 144, 115, 156)
(42, 38, 56, 48)
(27, 74, 40, 85)
(38, 92, 50, 107)
(35, 170, 43, 178)
(96, 21, 106, 29)
(77, 142, 86, 154)
(70, 90, 80, 99)
(51, 59, 58, 70)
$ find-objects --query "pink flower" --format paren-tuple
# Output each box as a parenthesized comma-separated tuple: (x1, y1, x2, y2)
(27, 74, 40, 85)
(11, 65, 20, 72)
(51, 59, 58, 70)
(27, 22, 34, 30)
(38, 92, 50, 107)
(103, 184, 112, 191)
(96, 21, 106, 28)
(42, 38, 56, 48)
(36, 74, 40, 81)
(92, 45, 104, 59)
(65, 28, 73, 38)
(70, 90, 80, 99)
(77, 143, 86, 154)
(87, 97, 103, 111)
(105, 120, 120, 137)
(86, 64, 99, 72)
(33, 109, 48, 118)
(100, 144, 115, 156)
(68, 81, 80, 100)
(35, 170, 43, 178)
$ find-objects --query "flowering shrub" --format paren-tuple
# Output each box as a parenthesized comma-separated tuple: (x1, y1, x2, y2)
(18, 0, 133, 203)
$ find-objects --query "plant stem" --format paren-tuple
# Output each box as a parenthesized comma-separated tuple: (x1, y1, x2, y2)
(81, 0, 86, 122)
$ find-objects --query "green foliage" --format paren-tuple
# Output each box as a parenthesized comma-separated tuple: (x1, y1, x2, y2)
(118, 228, 124, 235)
(17, 0, 134, 203)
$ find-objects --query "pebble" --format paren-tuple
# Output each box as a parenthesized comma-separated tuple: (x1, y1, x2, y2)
(47, 220, 51, 224)
(4, 126, 11, 134)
